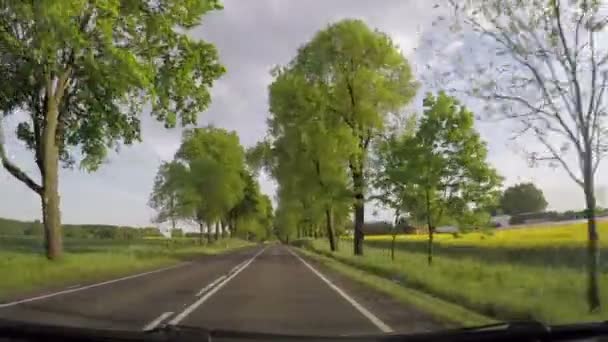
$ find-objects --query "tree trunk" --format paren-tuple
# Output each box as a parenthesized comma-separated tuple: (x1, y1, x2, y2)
(425, 188, 433, 265)
(391, 209, 400, 261)
(206, 222, 213, 243)
(325, 208, 337, 252)
(391, 233, 396, 261)
(198, 221, 204, 245)
(215, 221, 220, 241)
(353, 171, 364, 256)
(42, 100, 62, 260)
(221, 220, 228, 238)
(427, 225, 434, 265)
(583, 160, 600, 311)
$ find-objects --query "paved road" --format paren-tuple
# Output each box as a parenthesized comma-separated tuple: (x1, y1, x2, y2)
(0, 244, 442, 335)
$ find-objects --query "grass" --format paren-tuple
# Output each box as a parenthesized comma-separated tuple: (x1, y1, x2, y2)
(297, 248, 495, 327)
(308, 224, 608, 324)
(0, 236, 253, 301)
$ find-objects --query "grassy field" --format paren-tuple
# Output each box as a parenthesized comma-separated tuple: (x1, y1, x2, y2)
(307, 221, 608, 324)
(0, 236, 253, 301)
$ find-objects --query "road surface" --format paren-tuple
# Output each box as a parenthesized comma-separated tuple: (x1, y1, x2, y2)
(0, 244, 442, 335)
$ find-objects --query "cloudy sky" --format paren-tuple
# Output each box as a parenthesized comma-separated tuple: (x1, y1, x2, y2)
(1, 0, 606, 227)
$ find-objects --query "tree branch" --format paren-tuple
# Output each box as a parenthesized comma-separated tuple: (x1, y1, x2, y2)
(533, 127, 584, 187)
(0, 118, 43, 194)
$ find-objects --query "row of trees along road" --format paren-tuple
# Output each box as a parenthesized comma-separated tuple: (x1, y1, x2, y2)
(0, 1, 225, 259)
(252, 19, 503, 261)
(149, 126, 273, 243)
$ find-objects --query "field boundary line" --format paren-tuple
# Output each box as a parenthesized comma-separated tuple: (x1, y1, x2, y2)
(168, 246, 267, 325)
(0, 262, 191, 308)
(287, 247, 393, 333)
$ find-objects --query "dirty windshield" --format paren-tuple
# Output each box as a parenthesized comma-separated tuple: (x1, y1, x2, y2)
(0, 0, 606, 337)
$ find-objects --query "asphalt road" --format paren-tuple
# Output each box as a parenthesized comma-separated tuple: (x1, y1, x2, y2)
(0, 244, 442, 336)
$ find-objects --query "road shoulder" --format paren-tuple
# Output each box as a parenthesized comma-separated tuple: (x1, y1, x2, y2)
(295, 247, 493, 331)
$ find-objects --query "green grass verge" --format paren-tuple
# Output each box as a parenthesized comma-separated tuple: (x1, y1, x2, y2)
(297, 248, 495, 327)
(308, 239, 607, 324)
(0, 237, 254, 301)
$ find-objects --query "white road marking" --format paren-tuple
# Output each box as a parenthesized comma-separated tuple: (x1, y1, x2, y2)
(168, 247, 267, 325)
(287, 248, 394, 333)
(142, 311, 173, 331)
(195, 275, 227, 296)
(0, 262, 191, 308)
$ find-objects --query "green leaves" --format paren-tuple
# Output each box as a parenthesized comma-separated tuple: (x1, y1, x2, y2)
(500, 182, 548, 215)
(266, 19, 417, 249)
(0, 0, 225, 171)
(379, 92, 502, 230)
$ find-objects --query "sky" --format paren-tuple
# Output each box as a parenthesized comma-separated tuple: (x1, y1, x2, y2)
(1, 0, 607, 227)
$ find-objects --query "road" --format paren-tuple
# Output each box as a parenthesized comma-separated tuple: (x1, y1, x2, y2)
(0, 244, 442, 336)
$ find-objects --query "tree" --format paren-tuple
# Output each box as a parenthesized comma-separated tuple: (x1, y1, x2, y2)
(148, 161, 190, 231)
(174, 127, 247, 243)
(226, 170, 261, 236)
(441, 0, 606, 310)
(266, 67, 353, 251)
(389, 92, 502, 264)
(372, 117, 418, 260)
(500, 183, 549, 215)
(0, 1, 225, 259)
(274, 19, 417, 255)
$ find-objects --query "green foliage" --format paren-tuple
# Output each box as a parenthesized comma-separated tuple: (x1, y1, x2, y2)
(149, 161, 190, 225)
(0, 0, 225, 170)
(265, 19, 417, 252)
(170, 229, 184, 238)
(171, 127, 247, 226)
(500, 183, 548, 215)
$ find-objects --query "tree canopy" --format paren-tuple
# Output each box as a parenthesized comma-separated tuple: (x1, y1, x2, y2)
(500, 183, 549, 216)
(0, 0, 225, 259)
(263, 19, 417, 254)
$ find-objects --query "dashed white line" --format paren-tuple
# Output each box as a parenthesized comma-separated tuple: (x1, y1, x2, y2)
(0, 262, 191, 308)
(168, 247, 267, 326)
(287, 248, 393, 333)
(195, 275, 227, 296)
(142, 311, 173, 331)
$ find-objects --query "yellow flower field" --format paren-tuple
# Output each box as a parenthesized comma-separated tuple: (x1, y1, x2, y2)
(364, 220, 608, 248)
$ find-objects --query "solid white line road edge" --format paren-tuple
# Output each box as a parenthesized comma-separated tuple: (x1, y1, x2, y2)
(0, 262, 191, 308)
(168, 247, 267, 326)
(287, 248, 394, 333)
(142, 311, 174, 331)
(195, 275, 227, 296)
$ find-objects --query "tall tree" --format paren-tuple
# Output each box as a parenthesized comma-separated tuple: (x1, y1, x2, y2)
(266, 68, 352, 251)
(389, 92, 502, 264)
(441, 0, 607, 310)
(500, 183, 549, 215)
(0, 1, 225, 259)
(148, 161, 189, 231)
(277, 19, 417, 255)
(174, 127, 246, 243)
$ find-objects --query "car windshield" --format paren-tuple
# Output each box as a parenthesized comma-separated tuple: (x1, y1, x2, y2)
(0, 0, 606, 338)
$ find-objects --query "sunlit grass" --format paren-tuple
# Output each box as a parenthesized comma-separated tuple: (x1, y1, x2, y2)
(0, 237, 253, 301)
(309, 230, 608, 324)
